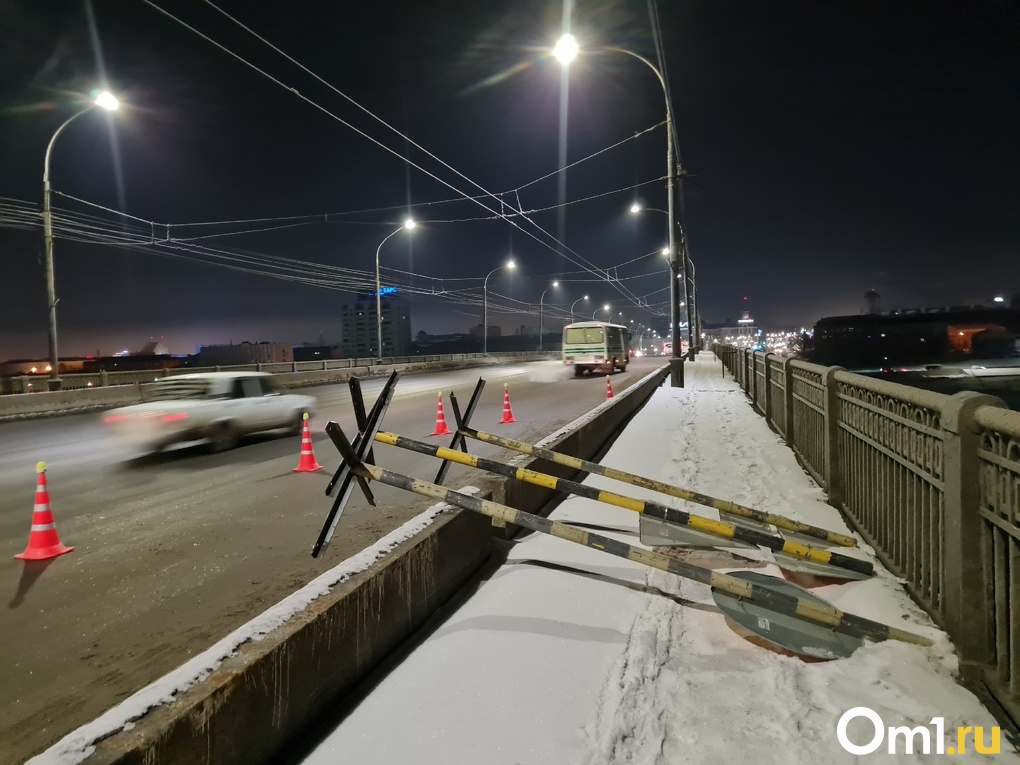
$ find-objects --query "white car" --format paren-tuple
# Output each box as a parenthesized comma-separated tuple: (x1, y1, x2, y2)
(103, 372, 316, 453)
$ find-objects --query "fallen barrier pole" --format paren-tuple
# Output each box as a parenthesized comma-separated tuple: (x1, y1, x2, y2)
(447, 390, 858, 548)
(374, 430, 873, 578)
(325, 420, 930, 649)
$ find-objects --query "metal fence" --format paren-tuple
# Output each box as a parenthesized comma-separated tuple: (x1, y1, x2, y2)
(715, 345, 1019, 729)
(0, 352, 556, 395)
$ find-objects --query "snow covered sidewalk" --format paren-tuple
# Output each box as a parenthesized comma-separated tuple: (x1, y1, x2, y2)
(302, 355, 1017, 764)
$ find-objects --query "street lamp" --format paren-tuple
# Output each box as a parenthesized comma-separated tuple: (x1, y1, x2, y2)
(633, 203, 699, 352)
(557, 39, 687, 379)
(570, 295, 589, 323)
(42, 90, 119, 390)
(593, 304, 610, 321)
(483, 259, 515, 355)
(375, 218, 415, 359)
(539, 280, 559, 352)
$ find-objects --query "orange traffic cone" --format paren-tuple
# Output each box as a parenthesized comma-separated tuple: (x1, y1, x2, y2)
(606, 375, 614, 399)
(15, 462, 74, 561)
(293, 413, 324, 472)
(430, 392, 453, 436)
(499, 383, 517, 424)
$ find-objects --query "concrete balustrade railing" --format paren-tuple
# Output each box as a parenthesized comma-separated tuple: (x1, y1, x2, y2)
(715, 344, 1019, 729)
(0, 352, 559, 420)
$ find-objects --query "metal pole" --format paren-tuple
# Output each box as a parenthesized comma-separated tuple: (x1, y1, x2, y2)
(374, 227, 403, 360)
(483, 267, 495, 355)
(539, 288, 546, 353)
(42, 107, 92, 391)
(609, 49, 684, 381)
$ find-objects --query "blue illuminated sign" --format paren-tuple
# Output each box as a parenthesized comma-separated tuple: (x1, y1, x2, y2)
(378, 286, 398, 297)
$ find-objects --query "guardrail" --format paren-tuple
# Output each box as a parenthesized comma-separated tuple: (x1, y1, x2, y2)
(715, 344, 1019, 729)
(0, 352, 561, 421)
(0, 352, 555, 395)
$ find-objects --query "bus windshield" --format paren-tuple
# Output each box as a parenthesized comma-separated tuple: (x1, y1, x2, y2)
(565, 327, 605, 344)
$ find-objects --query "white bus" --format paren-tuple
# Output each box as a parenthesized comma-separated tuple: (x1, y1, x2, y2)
(562, 321, 630, 376)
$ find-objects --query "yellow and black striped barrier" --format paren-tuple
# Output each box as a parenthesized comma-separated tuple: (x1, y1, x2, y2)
(375, 431, 873, 577)
(329, 426, 929, 648)
(452, 421, 858, 549)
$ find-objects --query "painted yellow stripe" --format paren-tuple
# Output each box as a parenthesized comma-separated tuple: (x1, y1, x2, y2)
(688, 514, 737, 539)
(595, 490, 645, 513)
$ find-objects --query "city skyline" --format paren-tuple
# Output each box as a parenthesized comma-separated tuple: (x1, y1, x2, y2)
(2, 2, 1017, 362)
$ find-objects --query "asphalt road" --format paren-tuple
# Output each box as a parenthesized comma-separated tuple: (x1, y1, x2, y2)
(0, 357, 662, 763)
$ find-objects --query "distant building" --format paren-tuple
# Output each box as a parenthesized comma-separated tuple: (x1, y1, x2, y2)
(469, 324, 500, 338)
(807, 305, 1020, 367)
(197, 341, 292, 366)
(293, 345, 343, 362)
(339, 290, 412, 358)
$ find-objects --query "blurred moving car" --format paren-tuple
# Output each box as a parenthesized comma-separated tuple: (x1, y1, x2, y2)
(103, 372, 316, 453)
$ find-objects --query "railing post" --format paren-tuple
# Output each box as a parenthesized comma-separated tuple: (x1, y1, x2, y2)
(942, 391, 1004, 671)
(750, 351, 758, 405)
(763, 353, 774, 422)
(823, 366, 844, 506)
(783, 358, 794, 444)
(292, 361, 298, 373)
(100, 370, 109, 388)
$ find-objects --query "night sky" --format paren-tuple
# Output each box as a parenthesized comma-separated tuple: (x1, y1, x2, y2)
(1, 1, 1018, 360)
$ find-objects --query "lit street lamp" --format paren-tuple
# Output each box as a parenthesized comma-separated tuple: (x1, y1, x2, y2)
(634, 204, 699, 352)
(539, 280, 559, 352)
(570, 295, 589, 323)
(593, 304, 610, 321)
(557, 38, 688, 382)
(42, 90, 119, 390)
(375, 218, 415, 359)
(484, 259, 515, 355)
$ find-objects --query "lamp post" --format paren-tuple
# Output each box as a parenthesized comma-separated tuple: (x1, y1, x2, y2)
(570, 295, 589, 323)
(633, 204, 698, 352)
(42, 90, 119, 390)
(538, 281, 559, 352)
(483, 259, 515, 355)
(557, 39, 687, 383)
(593, 304, 610, 321)
(375, 218, 415, 360)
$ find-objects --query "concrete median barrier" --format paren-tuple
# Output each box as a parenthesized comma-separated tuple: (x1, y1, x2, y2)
(498, 364, 670, 534)
(33, 495, 492, 765)
(31, 364, 668, 765)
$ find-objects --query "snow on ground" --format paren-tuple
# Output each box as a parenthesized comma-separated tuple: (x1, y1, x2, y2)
(303, 355, 1017, 765)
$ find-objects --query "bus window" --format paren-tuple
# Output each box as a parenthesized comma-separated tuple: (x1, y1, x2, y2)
(565, 326, 605, 344)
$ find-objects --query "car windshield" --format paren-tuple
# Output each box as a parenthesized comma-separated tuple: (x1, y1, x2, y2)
(146, 378, 212, 400)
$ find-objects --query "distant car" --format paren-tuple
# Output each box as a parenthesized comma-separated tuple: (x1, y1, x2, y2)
(103, 372, 316, 453)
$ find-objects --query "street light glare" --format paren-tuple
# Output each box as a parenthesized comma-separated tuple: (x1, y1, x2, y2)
(993, 296, 1004, 303)
(403, 218, 416, 230)
(552, 280, 559, 287)
(630, 204, 641, 214)
(507, 259, 516, 269)
(553, 34, 579, 65)
(94, 91, 119, 111)
(662, 247, 670, 256)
